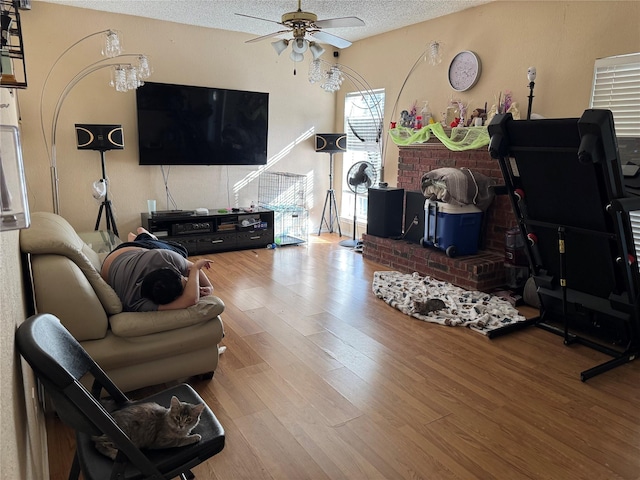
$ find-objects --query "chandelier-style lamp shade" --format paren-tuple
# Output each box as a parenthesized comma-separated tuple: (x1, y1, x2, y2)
(271, 39, 289, 55)
(103, 30, 122, 57)
(427, 40, 442, 66)
(137, 54, 152, 79)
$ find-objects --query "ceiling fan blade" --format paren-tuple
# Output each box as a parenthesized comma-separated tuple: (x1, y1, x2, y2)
(235, 13, 285, 27)
(315, 16, 365, 29)
(310, 30, 352, 49)
(245, 30, 292, 43)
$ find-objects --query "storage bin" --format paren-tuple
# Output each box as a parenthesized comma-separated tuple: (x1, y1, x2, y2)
(421, 200, 482, 257)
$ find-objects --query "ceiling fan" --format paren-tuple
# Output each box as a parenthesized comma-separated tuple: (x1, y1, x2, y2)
(236, 1, 365, 63)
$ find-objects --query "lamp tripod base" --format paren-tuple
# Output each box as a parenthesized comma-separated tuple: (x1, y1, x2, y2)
(317, 152, 342, 236)
(94, 150, 119, 237)
(95, 198, 119, 237)
(318, 188, 342, 236)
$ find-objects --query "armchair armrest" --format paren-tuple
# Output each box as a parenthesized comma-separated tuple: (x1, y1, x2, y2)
(109, 296, 225, 338)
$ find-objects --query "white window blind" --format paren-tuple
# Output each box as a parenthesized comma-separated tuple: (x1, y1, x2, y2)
(590, 52, 640, 137)
(591, 53, 640, 265)
(345, 89, 384, 161)
(341, 89, 385, 222)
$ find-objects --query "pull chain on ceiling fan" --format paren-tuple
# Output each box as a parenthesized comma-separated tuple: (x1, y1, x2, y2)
(236, 0, 364, 68)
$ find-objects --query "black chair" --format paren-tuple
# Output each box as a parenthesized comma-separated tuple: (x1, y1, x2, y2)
(16, 313, 225, 480)
(488, 109, 640, 381)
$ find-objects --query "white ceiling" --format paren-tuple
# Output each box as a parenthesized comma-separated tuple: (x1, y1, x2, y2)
(37, 0, 494, 44)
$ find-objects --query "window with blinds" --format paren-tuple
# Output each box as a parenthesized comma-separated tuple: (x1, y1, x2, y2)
(590, 52, 640, 137)
(591, 53, 640, 265)
(341, 89, 385, 222)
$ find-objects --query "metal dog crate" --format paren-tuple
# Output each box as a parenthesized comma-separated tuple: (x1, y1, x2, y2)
(258, 172, 308, 246)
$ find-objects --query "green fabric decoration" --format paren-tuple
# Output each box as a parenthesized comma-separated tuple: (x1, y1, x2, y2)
(389, 124, 490, 151)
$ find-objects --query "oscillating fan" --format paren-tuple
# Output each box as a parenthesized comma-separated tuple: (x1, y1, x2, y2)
(340, 161, 376, 248)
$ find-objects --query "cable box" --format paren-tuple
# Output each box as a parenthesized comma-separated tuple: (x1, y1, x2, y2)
(152, 210, 195, 218)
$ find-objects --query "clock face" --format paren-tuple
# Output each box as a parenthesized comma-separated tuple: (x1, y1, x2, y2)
(448, 51, 482, 92)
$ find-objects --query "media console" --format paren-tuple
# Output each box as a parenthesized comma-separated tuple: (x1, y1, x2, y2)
(141, 208, 274, 255)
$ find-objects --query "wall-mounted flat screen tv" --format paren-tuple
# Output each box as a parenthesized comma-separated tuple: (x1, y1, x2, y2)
(136, 82, 269, 165)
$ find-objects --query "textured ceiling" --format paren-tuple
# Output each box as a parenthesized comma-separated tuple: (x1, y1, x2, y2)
(38, 0, 494, 43)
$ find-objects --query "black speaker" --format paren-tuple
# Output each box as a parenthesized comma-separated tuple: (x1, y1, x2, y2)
(367, 187, 404, 238)
(404, 191, 426, 244)
(75, 124, 124, 151)
(315, 133, 346, 152)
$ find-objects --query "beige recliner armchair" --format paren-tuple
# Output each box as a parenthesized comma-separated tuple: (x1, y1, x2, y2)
(20, 212, 225, 392)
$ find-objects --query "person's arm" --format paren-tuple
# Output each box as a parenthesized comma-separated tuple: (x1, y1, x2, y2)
(184, 258, 214, 297)
(158, 259, 212, 310)
(196, 261, 214, 297)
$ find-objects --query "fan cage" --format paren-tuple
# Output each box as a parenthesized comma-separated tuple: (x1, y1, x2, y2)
(258, 172, 309, 246)
(347, 161, 376, 194)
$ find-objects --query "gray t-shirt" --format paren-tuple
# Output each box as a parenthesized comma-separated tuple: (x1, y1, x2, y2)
(107, 249, 189, 312)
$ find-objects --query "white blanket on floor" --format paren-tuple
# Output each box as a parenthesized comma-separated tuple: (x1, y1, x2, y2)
(372, 271, 526, 333)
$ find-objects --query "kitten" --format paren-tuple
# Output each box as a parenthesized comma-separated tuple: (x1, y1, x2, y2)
(94, 395, 205, 460)
(414, 298, 447, 315)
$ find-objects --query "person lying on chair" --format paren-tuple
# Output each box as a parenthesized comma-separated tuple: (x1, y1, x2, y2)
(101, 227, 214, 312)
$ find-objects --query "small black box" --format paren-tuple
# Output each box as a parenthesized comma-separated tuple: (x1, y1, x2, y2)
(404, 191, 426, 244)
(367, 187, 404, 238)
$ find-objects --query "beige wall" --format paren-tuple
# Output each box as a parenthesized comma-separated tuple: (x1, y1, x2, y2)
(13, 1, 640, 237)
(0, 232, 48, 479)
(337, 0, 640, 190)
(1, 2, 638, 477)
(18, 2, 338, 236)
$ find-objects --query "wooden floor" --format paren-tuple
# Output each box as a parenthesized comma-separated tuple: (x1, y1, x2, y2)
(47, 234, 640, 480)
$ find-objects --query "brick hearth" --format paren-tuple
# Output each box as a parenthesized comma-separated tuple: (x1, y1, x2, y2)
(362, 141, 517, 292)
(362, 236, 506, 292)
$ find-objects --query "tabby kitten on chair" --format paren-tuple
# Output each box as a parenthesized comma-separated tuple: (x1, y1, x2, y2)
(94, 395, 205, 460)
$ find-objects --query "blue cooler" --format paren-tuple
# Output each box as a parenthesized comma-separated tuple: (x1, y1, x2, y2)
(421, 200, 482, 257)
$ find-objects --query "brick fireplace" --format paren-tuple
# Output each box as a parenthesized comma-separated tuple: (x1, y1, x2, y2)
(362, 141, 518, 291)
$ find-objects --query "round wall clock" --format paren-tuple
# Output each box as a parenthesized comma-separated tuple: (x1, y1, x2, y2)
(448, 50, 482, 92)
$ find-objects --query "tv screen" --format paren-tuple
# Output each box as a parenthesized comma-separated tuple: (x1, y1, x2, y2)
(136, 82, 269, 165)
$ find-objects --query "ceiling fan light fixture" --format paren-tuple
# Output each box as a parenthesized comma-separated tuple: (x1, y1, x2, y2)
(237, 4, 365, 68)
(271, 39, 289, 55)
(289, 50, 305, 62)
(309, 42, 325, 60)
(292, 37, 308, 54)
